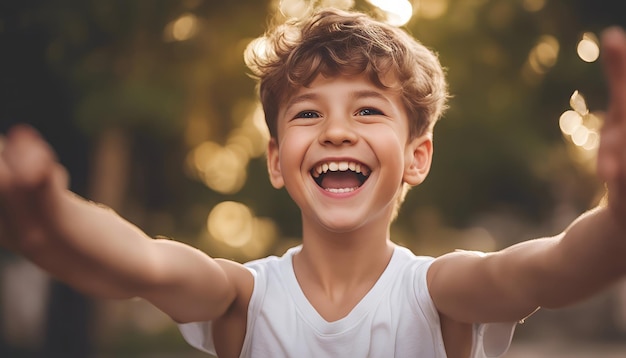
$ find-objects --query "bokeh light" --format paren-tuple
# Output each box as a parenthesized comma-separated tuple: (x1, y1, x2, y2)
(207, 201, 254, 248)
(319, 0, 355, 10)
(522, 35, 560, 84)
(522, 0, 546, 12)
(558, 91, 601, 158)
(569, 89, 588, 115)
(529, 35, 560, 73)
(415, 0, 449, 20)
(559, 110, 582, 136)
(279, 0, 314, 18)
(186, 141, 248, 194)
(163, 13, 199, 42)
(206, 201, 278, 256)
(240, 218, 279, 258)
(276, 0, 418, 25)
(367, 0, 413, 26)
(185, 102, 268, 195)
(577, 32, 600, 63)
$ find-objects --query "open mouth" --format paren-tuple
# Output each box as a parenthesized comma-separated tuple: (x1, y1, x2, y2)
(311, 160, 371, 193)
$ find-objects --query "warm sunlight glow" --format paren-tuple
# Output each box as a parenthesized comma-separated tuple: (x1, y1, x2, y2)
(230, 101, 270, 158)
(173, 14, 198, 41)
(164, 13, 199, 42)
(559, 91, 601, 157)
(577, 32, 600, 63)
(571, 125, 589, 147)
(208, 201, 254, 248)
(245, 36, 273, 74)
(559, 110, 582, 136)
(522, 0, 545, 12)
(367, 0, 413, 26)
(188, 141, 247, 194)
(416, 0, 449, 20)
(184, 101, 269, 194)
(528, 35, 559, 74)
(522, 35, 559, 84)
(582, 130, 600, 151)
(318, 0, 355, 10)
(204, 202, 278, 259)
(240, 218, 278, 258)
(279, 0, 313, 18)
(569, 90, 588, 115)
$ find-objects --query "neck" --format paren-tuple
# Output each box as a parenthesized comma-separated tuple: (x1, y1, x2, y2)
(296, 221, 395, 290)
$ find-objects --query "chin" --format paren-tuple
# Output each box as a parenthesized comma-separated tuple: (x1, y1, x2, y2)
(316, 214, 371, 234)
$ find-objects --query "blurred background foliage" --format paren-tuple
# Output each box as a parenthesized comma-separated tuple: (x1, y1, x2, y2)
(1, 0, 626, 356)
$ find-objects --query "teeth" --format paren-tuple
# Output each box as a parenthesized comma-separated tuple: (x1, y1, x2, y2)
(326, 187, 358, 193)
(311, 160, 371, 178)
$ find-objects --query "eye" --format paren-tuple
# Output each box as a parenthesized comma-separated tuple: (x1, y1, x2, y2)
(356, 108, 384, 116)
(294, 110, 321, 119)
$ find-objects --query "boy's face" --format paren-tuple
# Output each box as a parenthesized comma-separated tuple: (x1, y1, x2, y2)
(267, 73, 433, 233)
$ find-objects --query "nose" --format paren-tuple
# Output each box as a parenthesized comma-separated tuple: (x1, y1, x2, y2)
(318, 115, 358, 146)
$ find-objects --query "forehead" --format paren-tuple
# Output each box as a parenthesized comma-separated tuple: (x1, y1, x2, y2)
(281, 72, 402, 109)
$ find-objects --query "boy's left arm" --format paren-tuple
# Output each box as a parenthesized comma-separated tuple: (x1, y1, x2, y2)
(428, 27, 626, 324)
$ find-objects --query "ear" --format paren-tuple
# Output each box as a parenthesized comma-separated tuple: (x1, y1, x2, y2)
(403, 134, 433, 186)
(266, 137, 285, 189)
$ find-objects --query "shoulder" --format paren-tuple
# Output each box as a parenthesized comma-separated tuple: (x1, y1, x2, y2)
(392, 245, 436, 278)
(212, 247, 298, 292)
(381, 246, 438, 314)
(244, 246, 299, 277)
(380, 245, 436, 294)
(393, 245, 434, 262)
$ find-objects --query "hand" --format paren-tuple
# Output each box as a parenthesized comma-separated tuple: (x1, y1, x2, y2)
(597, 27, 626, 225)
(0, 125, 68, 252)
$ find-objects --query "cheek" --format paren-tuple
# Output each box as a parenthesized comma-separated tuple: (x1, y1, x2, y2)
(365, 124, 406, 153)
(278, 130, 312, 173)
(366, 129, 407, 176)
(280, 129, 310, 152)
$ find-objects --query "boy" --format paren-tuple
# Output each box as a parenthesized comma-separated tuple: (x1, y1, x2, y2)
(1, 7, 626, 358)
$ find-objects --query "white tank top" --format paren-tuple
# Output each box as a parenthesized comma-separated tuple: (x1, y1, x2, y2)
(179, 245, 516, 357)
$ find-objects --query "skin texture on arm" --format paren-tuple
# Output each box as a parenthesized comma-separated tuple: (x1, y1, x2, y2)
(428, 27, 626, 325)
(0, 125, 251, 323)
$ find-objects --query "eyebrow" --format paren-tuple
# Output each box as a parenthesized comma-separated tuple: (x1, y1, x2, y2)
(284, 89, 391, 110)
(350, 90, 391, 103)
(284, 93, 319, 110)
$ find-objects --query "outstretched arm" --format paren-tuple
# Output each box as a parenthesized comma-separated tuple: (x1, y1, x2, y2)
(428, 27, 626, 324)
(0, 125, 250, 323)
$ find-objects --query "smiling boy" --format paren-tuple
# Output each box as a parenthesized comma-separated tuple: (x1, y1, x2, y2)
(2, 7, 626, 358)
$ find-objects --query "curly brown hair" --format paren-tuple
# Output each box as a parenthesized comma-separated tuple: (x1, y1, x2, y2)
(244, 7, 449, 140)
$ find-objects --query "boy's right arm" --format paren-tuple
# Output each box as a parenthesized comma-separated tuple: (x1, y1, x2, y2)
(0, 125, 252, 323)
(427, 27, 626, 326)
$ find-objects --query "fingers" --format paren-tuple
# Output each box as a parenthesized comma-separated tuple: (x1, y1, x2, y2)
(601, 27, 626, 124)
(597, 126, 621, 181)
(597, 27, 626, 183)
(0, 125, 64, 251)
(0, 124, 58, 191)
